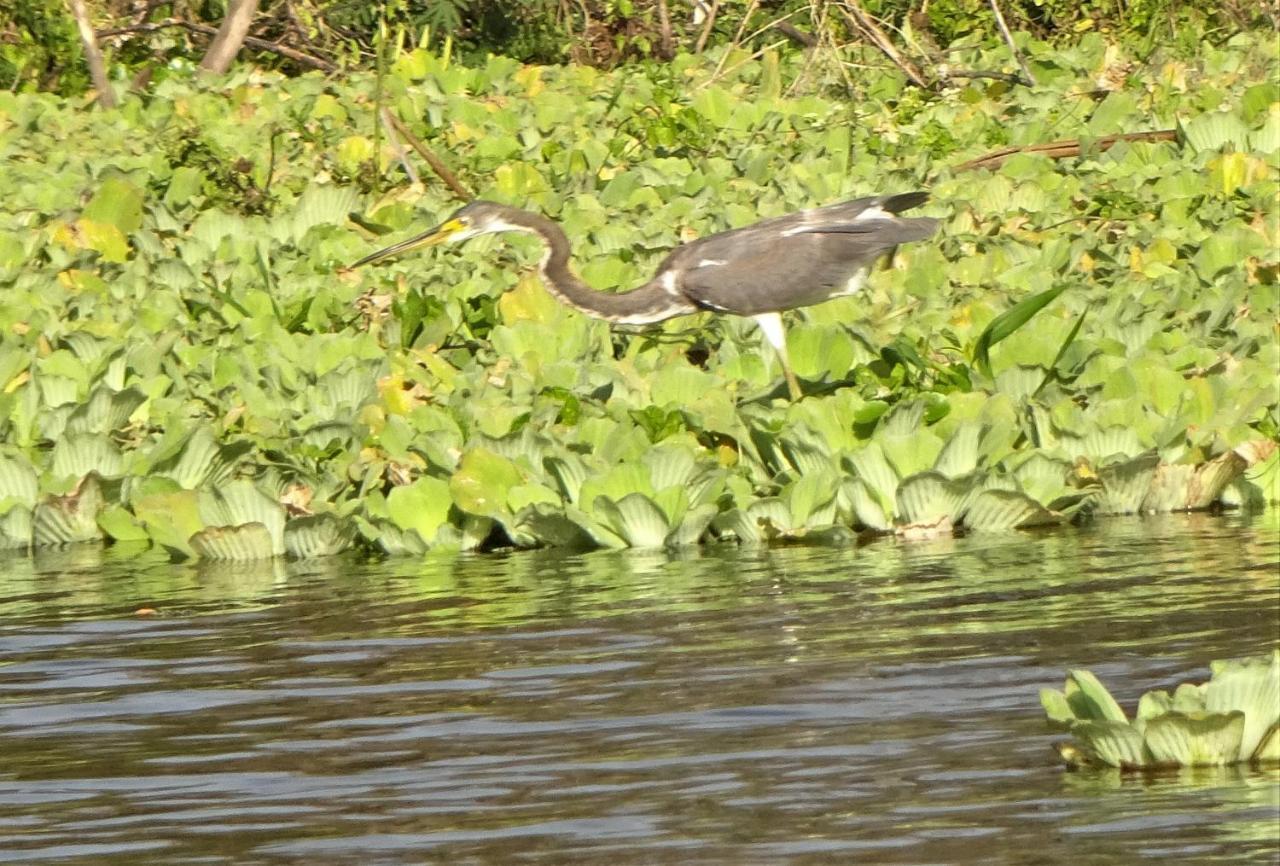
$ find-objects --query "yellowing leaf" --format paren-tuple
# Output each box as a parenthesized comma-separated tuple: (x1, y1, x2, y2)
(514, 65, 544, 97)
(498, 272, 559, 323)
(77, 218, 130, 263)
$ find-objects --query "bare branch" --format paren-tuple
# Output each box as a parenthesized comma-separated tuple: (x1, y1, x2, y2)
(101, 18, 336, 72)
(198, 0, 262, 75)
(694, 0, 720, 53)
(987, 0, 1036, 86)
(943, 69, 1030, 85)
(385, 113, 473, 202)
(380, 108, 419, 186)
(840, 0, 930, 89)
(953, 129, 1177, 172)
(66, 0, 116, 108)
(656, 0, 675, 60)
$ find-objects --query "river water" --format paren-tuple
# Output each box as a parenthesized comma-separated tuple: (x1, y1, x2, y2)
(0, 513, 1277, 864)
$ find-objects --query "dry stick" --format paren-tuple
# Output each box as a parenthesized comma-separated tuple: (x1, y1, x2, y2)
(385, 113, 473, 202)
(66, 0, 116, 108)
(840, 0, 930, 89)
(379, 108, 419, 185)
(773, 21, 815, 48)
(708, 0, 761, 82)
(694, 0, 720, 53)
(987, 0, 1035, 86)
(953, 129, 1177, 172)
(944, 69, 1030, 85)
(98, 18, 336, 71)
(655, 0, 674, 60)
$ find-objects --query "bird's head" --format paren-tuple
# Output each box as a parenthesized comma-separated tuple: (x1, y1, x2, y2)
(347, 200, 521, 269)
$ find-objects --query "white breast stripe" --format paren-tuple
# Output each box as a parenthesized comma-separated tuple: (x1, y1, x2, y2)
(659, 269, 682, 296)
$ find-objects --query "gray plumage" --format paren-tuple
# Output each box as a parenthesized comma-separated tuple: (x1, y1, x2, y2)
(656, 192, 937, 317)
(349, 192, 939, 399)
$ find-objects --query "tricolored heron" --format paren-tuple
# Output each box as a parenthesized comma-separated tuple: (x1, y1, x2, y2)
(349, 193, 938, 399)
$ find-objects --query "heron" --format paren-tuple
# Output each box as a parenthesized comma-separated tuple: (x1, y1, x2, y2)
(348, 193, 938, 400)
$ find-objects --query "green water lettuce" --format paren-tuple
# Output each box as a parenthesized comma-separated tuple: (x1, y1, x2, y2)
(0, 30, 1274, 560)
(1042, 651, 1280, 769)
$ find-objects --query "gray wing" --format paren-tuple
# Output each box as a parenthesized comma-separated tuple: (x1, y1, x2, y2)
(659, 194, 938, 316)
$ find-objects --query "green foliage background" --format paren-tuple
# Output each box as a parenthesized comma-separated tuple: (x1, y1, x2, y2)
(1, 0, 1272, 92)
(0, 28, 1277, 558)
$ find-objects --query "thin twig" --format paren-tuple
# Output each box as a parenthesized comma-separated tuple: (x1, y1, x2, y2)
(694, 0, 720, 53)
(953, 129, 1177, 172)
(385, 113, 473, 201)
(840, 0, 930, 89)
(380, 107, 419, 185)
(97, 18, 336, 71)
(700, 38, 789, 90)
(943, 69, 1030, 85)
(987, 0, 1036, 86)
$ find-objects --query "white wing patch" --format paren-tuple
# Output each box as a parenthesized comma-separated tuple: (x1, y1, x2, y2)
(695, 258, 728, 268)
(831, 268, 868, 298)
(854, 206, 892, 221)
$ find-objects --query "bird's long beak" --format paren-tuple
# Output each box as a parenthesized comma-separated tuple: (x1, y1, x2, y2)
(346, 217, 466, 269)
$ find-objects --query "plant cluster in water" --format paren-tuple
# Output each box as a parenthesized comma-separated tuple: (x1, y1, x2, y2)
(1042, 651, 1280, 770)
(0, 32, 1276, 560)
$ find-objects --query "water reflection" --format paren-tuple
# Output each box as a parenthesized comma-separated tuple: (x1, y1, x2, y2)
(0, 512, 1276, 864)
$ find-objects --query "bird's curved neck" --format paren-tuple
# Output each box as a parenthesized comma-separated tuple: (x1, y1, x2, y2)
(506, 210, 694, 325)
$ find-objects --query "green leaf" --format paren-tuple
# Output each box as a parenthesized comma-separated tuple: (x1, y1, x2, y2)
(450, 447, 522, 518)
(1041, 688, 1076, 726)
(973, 285, 1067, 378)
(134, 489, 203, 559)
(32, 474, 105, 547)
(1063, 669, 1128, 723)
(98, 504, 149, 542)
(1180, 112, 1250, 153)
(594, 492, 671, 549)
(65, 386, 146, 436)
(1204, 650, 1280, 759)
(0, 456, 38, 509)
(385, 476, 453, 546)
(198, 481, 286, 557)
(83, 175, 144, 234)
(849, 477, 892, 532)
(896, 471, 969, 527)
(284, 514, 356, 559)
(964, 488, 1054, 531)
(1095, 452, 1159, 515)
(190, 523, 278, 562)
(1071, 720, 1148, 768)
(50, 434, 125, 482)
(1142, 712, 1246, 767)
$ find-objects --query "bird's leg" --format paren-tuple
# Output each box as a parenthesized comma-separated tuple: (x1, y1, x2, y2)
(751, 312, 803, 401)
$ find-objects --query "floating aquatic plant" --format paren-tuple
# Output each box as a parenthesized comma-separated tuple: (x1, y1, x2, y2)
(0, 32, 1274, 558)
(1042, 651, 1280, 770)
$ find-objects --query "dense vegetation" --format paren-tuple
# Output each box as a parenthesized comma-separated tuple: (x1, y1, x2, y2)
(0, 24, 1276, 559)
(3, 0, 1273, 90)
